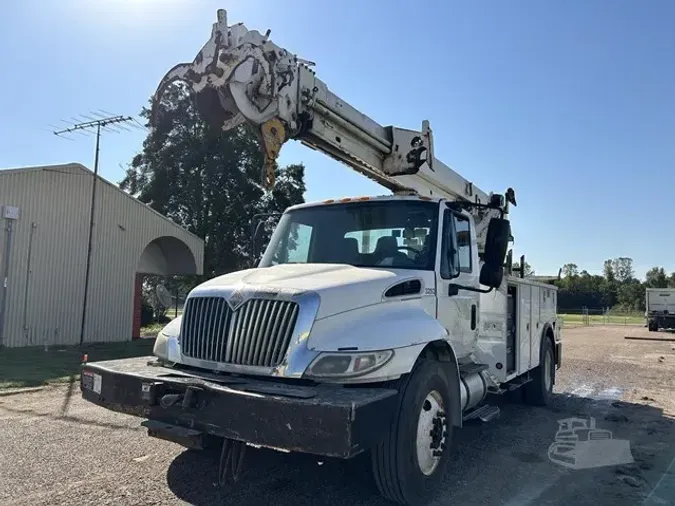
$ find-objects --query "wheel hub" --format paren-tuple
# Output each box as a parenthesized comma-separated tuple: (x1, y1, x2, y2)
(416, 390, 448, 476)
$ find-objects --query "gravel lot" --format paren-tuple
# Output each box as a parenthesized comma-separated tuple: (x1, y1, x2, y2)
(1, 325, 674, 506)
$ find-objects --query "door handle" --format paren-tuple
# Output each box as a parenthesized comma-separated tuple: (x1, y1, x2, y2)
(471, 305, 477, 330)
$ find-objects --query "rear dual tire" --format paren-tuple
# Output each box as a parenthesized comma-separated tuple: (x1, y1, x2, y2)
(371, 359, 453, 505)
(523, 336, 555, 406)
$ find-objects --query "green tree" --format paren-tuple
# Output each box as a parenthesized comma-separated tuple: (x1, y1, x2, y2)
(120, 83, 306, 279)
(561, 263, 579, 278)
(645, 266, 668, 288)
(603, 259, 615, 282)
(617, 280, 645, 311)
(611, 257, 634, 283)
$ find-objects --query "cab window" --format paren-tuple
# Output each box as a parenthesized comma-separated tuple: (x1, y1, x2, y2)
(441, 210, 472, 278)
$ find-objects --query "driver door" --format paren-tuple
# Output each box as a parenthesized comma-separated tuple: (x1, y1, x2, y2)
(436, 209, 480, 357)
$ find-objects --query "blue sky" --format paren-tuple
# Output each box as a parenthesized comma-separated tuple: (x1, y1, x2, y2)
(2, 0, 674, 279)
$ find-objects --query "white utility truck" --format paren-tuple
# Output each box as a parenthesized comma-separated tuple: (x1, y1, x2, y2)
(80, 10, 562, 505)
(646, 288, 675, 331)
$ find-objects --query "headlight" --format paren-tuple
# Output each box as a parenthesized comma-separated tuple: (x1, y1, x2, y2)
(153, 316, 182, 363)
(305, 350, 394, 379)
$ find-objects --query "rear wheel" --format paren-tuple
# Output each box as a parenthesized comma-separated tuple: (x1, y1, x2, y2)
(371, 359, 453, 505)
(648, 321, 658, 332)
(523, 336, 554, 406)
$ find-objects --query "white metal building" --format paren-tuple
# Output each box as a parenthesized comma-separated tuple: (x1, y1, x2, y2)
(0, 163, 204, 348)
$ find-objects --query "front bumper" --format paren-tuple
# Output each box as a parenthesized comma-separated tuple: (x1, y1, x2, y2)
(80, 357, 398, 459)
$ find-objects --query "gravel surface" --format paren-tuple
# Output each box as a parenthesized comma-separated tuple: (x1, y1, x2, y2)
(1, 325, 674, 506)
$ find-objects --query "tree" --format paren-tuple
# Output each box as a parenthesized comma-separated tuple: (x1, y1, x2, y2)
(121, 83, 306, 279)
(669, 273, 675, 288)
(611, 257, 634, 283)
(561, 263, 579, 278)
(617, 280, 644, 311)
(645, 266, 668, 288)
(603, 259, 615, 282)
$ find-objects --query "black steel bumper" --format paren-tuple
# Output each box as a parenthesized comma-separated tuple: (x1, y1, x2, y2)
(80, 357, 398, 459)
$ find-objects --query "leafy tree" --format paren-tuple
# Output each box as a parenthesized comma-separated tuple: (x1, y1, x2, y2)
(603, 259, 615, 282)
(120, 83, 306, 280)
(561, 263, 579, 278)
(617, 280, 644, 311)
(645, 267, 668, 288)
(611, 257, 634, 283)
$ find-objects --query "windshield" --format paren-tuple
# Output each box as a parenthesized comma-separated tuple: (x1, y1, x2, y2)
(259, 200, 439, 270)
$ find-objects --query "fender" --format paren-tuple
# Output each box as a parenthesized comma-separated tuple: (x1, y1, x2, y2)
(537, 322, 557, 371)
(308, 303, 464, 428)
(306, 302, 449, 384)
(424, 340, 463, 428)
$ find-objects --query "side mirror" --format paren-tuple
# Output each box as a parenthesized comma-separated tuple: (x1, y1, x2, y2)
(480, 218, 511, 289)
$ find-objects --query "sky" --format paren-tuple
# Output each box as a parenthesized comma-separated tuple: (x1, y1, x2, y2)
(2, 0, 675, 279)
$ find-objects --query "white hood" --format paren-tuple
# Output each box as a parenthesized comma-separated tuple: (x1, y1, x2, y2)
(193, 264, 419, 319)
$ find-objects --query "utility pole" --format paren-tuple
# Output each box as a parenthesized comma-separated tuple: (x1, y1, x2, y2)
(53, 115, 134, 346)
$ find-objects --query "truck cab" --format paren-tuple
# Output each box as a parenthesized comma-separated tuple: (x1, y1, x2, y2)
(156, 195, 495, 380)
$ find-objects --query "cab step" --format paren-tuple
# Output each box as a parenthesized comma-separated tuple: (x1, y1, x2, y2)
(463, 404, 500, 423)
(459, 363, 489, 378)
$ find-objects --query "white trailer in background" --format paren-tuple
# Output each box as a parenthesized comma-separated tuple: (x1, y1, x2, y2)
(80, 9, 562, 506)
(646, 288, 675, 331)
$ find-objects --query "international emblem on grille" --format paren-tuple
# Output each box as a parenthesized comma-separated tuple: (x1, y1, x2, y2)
(226, 286, 247, 311)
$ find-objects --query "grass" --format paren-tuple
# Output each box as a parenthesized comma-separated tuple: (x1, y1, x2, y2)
(558, 313, 645, 326)
(0, 340, 156, 390)
(140, 322, 166, 337)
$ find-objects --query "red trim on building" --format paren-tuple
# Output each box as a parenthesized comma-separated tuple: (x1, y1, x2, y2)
(132, 273, 142, 340)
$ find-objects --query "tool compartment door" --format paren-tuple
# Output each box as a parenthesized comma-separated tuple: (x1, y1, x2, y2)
(518, 284, 532, 375)
(530, 285, 541, 369)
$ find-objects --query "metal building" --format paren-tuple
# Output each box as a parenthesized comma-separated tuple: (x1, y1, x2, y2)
(0, 163, 204, 348)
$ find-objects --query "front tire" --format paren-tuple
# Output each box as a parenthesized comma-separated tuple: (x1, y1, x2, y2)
(371, 359, 453, 505)
(523, 336, 555, 406)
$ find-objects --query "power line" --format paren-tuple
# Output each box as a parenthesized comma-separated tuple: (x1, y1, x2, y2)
(53, 114, 134, 347)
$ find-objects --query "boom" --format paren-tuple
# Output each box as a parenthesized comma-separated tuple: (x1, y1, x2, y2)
(152, 9, 516, 251)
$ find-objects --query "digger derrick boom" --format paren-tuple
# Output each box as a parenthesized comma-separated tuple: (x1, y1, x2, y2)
(152, 9, 515, 252)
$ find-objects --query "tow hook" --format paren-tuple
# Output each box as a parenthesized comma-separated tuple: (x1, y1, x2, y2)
(159, 386, 203, 410)
(160, 394, 182, 408)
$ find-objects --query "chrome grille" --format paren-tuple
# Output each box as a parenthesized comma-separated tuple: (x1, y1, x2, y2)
(181, 296, 299, 367)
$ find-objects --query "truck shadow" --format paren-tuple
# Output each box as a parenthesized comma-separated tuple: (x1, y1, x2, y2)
(166, 392, 675, 506)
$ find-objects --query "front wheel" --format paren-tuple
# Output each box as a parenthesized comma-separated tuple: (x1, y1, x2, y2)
(371, 359, 453, 505)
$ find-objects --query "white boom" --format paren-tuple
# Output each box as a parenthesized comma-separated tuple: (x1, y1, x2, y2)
(152, 9, 516, 252)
